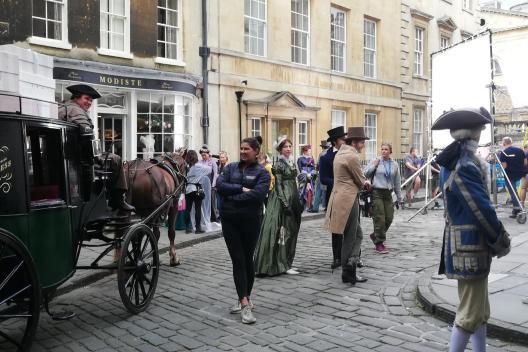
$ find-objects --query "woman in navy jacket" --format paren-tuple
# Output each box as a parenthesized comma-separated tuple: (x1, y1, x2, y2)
(216, 137, 271, 324)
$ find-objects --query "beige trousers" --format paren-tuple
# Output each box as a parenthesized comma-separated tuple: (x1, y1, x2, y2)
(455, 277, 490, 333)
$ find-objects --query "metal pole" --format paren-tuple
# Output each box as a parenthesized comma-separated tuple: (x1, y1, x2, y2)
(488, 29, 498, 205)
(235, 91, 244, 143)
(407, 192, 443, 222)
(401, 155, 436, 189)
(200, 0, 210, 145)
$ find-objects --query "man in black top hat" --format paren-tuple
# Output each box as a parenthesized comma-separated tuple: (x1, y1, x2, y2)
(319, 126, 347, 269)
(58, 84, 135, 212)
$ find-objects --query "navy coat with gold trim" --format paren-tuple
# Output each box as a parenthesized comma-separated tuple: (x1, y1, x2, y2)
(438, 141, 510, 280)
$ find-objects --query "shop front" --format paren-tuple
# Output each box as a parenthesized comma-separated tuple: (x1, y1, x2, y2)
(53, 58, 200, 162)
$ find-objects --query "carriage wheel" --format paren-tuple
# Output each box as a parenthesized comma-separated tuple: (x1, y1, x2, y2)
(117, 224, 159, 314)
(0, 229, 40, 352)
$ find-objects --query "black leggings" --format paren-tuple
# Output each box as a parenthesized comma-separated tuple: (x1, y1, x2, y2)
(185, 192, 203, 229)
(221, 216, 261, 300)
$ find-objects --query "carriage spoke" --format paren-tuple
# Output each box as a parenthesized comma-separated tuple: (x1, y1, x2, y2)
(126, 251, 136, 266)
(143, 276, 152, 286)
(127, 275, 137, 301)
(138, 277, 148, 300)
(124, 271, 136, 289)
(0, 329, 22, 348)
(140, 236, 149, 257)
(0, 284, 31, 306)
(0, 260, 24, 292)
(142, 249, 155, 261)
(134, 280, 140, 306)
(0, 314, 32, 319)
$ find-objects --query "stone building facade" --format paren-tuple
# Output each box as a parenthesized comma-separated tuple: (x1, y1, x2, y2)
(206, 0, 404, 160)
(399, 0, 481, 156)
(0, 0, 202, 162)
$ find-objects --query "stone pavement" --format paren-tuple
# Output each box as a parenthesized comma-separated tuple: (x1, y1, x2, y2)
(416, 193, 528, 345)
(13, 208, 528, 351)
(59, 212, 325, 296)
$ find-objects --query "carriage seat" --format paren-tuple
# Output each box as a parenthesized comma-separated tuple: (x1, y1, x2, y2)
(30, 185, 65, 206)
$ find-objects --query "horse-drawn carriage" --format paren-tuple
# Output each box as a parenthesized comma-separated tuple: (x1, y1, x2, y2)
(0, 95, 185, 351)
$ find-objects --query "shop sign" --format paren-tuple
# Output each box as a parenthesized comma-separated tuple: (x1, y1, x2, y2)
(54, 67, 196, 94)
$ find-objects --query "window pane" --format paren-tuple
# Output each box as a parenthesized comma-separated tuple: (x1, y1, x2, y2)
(137, 115, 149, 133)
(168, 0, 178, 10)
(114, 0, 125, 16)
(33, 0, 46, 17)
(113, 17, 125, 34)
(47, 21, 62, 40)
(151, 114, 162, 133)
(33, 18, 46, 37)
(167, 10, 178, 26)
(112, 33, 124, 51)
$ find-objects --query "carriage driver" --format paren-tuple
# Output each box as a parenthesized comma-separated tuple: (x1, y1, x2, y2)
(58, 84, 135, 212)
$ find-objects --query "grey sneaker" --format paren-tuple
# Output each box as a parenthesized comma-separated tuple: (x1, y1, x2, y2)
(230, 299, 253, 314)
(241, 305, 256, 324)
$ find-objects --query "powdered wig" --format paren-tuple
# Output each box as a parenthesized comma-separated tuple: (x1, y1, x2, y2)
(450, 126, 484, 142)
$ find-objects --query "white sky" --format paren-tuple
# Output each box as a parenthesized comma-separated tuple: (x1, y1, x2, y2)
(480, 0, 527, 9)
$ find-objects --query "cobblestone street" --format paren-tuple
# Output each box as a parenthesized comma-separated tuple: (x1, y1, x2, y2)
(25, 211, 528, 352)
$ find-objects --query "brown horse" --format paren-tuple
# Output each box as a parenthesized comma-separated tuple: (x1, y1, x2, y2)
(125, 152, 186, 266)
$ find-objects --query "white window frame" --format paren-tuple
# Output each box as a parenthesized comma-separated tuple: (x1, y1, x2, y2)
(364, 112, 377, 160)
(155, 0, 185, 66)
(414, 26, 424, 76)
(250, 117, 262, 137)
(291, 0, 310, 65)
(440, 35, 450, 50)
(245, 0, 267, 57)
(330, 7, 346, 73)
(413, 109, 424, 153)
(297, 120, 308, 148)
(98, 0, 133, 59)
(363, 18, 376, 79)
(29, 0, 72, 49)
(331, 109, 346, 129)
(462, 0, 472, 11)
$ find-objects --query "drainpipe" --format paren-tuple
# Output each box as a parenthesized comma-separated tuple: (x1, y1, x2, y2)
(200, 0, 210, 145)
(235, 91, 244, 142)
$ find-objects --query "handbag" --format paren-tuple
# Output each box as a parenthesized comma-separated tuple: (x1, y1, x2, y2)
(177, 193, 186, 211)
(191, 183, 206, 200)
(360, 161, 379, 218)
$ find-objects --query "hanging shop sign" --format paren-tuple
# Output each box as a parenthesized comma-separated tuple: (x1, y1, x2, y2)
(53, 67, 196, 95)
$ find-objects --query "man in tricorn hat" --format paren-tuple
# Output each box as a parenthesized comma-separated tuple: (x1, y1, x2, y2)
(58, 84, 135, 212)
(433, 107, 511, 351)
(319, 126, 347, 269)
(325, 127, 370, 285)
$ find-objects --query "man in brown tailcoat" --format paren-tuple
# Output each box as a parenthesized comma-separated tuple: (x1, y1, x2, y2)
(325, 127, 370, 285)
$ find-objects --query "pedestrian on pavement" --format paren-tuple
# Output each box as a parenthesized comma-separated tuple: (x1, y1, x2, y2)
(403, 147, 422, 207)
(184, 150, 210, 234)
(325, 127, 370, 285)
(433, 107, 511, 352)
(430, 158, 442, 209)
(364, 143, 402, 254)
(216, 137, 271, 324)
(319, 126, 347, 269)
(518, 145, 528, 208)
(257, 153, 274, 203)
(499, 137, 527, 218)
(297, 145, 316, 212)
(310, 140, 331, 213)
(199, 145, 219, 223)
(254, 136, 303, 276)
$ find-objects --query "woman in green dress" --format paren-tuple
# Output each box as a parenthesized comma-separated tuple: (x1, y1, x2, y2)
(254, 136, 303, 276)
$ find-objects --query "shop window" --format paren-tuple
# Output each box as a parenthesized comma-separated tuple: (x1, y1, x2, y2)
(30, 0, 71, 49)
(137, 93, 192, 160)
(245, 0, 266, 56)
(364, 112, 377, 160)
(157, 0, 181, 61)
(26, 126, 66, 207)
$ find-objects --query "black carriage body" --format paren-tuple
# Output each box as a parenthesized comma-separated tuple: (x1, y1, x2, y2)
(0, 113, 86, 291)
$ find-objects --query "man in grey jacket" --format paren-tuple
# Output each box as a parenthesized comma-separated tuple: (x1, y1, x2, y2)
(58, 84, 134, 212)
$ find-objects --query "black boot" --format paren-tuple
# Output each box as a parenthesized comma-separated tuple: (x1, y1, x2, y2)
(331, 234, 342, 269)
(330, 258, 341, 270)
(109, 190, 135, 212)
(342, 262, 368, 285)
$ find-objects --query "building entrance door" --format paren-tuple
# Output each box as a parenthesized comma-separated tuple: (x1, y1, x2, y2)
(271, 119, 294, 155)
(98, 114, 124, 157)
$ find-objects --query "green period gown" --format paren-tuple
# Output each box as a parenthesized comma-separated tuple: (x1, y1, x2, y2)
(254, 158, 303, 276)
